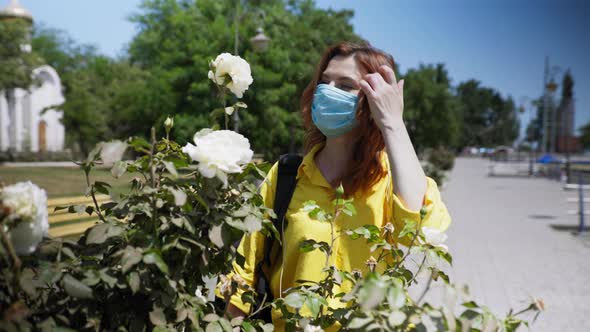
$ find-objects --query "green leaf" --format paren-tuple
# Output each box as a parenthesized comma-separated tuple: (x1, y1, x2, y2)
(387, 285, 406, 309)
(163, 161, 178, 178)
(388, 311, 407, 327)
(218, 318, 232, 332)
(63, 274, 93, 299)
(260, 323, 273, 332)
(129, 136, 151, 151)
(399, 219, 417, 239)
(348, 316, 372, 329)
(194, 192, 210, 214)
(94, 181, 111, 195)
(227, 215, 262, 234)
(302, 200, 319, 212)
(203, 313, 219, 322)
(283, 292, 304, 309)
(86, 223, 122, 245)
(460, 309, 481, 320)
(241, 291, 257, 305)
(344, 202, 357, 216)
(149, 306, 166, 327)
(111, 160, 128, 178)
(18, 268, 36, 296)
(119, 246, 143, 273)
(61, 246, 76, 260)
(462, 301, 479, 308)
(305, 296, 322, 318)
(128, 272, 140, 294)
(206, 322, 222, 332)
(241, 321, 256, 332)
(99, 269, 117, 288)
(299, 239, 318, 253)
(143, 251, 170, 275)
(209, 224, 231, 248)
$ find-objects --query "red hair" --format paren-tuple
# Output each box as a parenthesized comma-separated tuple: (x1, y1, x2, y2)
(301, 41, 395, 197)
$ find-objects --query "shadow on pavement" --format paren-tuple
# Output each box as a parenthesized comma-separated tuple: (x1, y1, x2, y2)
(529, 214, 557, 220)
(549, 224, 590, 232)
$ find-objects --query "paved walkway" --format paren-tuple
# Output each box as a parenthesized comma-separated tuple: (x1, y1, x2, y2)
(439, 157, 590, 331)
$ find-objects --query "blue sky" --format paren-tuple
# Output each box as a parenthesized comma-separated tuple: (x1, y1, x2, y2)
(14, 0, 590, 136)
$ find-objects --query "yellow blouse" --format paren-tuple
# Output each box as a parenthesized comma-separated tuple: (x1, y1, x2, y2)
(227, 143, 451, 329)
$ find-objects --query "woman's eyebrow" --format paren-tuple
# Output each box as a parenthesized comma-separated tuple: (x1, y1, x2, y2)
(321, 73, 358, 82)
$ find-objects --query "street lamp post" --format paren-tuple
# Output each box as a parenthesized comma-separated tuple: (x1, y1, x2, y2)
(541, 57, 563, 154)
(520, 96, 536, 176)
(232, 0, 270, 133)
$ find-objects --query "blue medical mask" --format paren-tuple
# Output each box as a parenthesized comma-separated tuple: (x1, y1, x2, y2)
(311, 83, 359, 138)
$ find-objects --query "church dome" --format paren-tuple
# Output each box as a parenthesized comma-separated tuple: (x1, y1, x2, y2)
(0, 0, 33, 22)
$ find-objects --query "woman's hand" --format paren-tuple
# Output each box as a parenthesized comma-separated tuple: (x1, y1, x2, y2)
(360, 65, 426, 212)
(358, 65, 405, 133)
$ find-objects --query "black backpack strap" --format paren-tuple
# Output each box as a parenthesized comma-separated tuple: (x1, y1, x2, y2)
(251, 153, 302, 321)
(264, 153, 302, 265)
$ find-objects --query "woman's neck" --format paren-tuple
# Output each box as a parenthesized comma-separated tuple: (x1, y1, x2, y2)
(314, 133, 357, 187)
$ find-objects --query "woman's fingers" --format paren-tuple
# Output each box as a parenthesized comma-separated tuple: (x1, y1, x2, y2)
(378, 65, 397, 86)
(364, 72, 387, 92)
(359, 79, 376, 99)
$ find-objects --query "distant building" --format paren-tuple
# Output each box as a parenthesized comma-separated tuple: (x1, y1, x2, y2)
(0, 0, 65, 153)
(556, 97, 580, 153)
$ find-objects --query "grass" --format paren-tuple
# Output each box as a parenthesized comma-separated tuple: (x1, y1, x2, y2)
(0, 167, 134, 198)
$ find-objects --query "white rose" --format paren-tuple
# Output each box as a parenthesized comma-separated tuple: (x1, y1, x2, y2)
(164, 116, 174, 130)
(420, 226, 448, 251)
(208, 53, 253, 98)
(182, 129, 253, 187)
(1, 181, 48, 255)
(99, 140, 128, 166)
(304, 325, 324, 332)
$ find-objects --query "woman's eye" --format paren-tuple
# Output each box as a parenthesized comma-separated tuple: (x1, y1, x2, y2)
(340, 85, 354, 91)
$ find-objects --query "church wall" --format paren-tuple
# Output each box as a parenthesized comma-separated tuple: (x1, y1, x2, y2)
(0, 65, 65, 153)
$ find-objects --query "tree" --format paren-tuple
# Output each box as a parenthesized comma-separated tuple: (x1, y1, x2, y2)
(456, 80, 519, 148)
(0, 20, 42, 153)
(402, 64, 460, 151)
(32, 25, 155, 156)
(0, 20, 41, 91)
(128, 0, 360, 159)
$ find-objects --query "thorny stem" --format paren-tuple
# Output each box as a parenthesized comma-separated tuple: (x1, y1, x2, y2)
(85, 170, 106, 223)
(213, 82, 229, 130)
(416, 269, 434, 305)
(317, 195, 341, 322)
(149, 127, 159, 245)
(0, 223, 22, 294)
(512, 304, 537, 317)
(399, 217, 425, 266)
(249, 292, 269, 318)
(408, 255, 428, 285)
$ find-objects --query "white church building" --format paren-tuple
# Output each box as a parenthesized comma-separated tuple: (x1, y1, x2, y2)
(0, 0, 65, 153)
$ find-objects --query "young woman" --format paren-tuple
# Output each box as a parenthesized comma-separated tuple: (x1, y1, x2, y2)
(226, 41, 451, 328)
